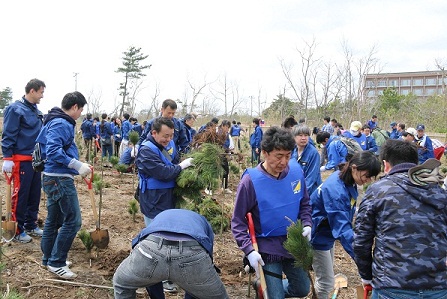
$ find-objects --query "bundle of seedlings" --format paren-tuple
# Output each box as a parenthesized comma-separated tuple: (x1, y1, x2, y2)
(175, 142, 225, 205)
(283, 218, 317, 299)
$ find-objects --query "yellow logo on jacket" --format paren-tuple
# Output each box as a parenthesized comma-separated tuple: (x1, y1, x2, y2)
(291, 180, 301, 194)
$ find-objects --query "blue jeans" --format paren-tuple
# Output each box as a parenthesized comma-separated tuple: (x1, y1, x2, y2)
(263, 259, 310, 299)
(102, 144, 113, 159)
(41, 175, 82, 267)
(372, 288, 447, 299)
(251, 148, 260, 166)
(113, 236, 228, 299)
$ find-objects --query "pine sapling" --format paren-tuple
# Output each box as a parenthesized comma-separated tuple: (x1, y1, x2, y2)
(283, 218, 317, 299)
(128, 199, 139, 222)
(78, 228, 94, 253)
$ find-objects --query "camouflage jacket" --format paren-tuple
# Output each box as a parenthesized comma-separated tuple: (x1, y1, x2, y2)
(354, 163, 447, 289)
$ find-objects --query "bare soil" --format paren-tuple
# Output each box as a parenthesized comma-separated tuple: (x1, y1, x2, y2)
(1, 166, 363, 299)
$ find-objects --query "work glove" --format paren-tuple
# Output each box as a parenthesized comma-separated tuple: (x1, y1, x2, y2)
(247, 251, 264, 278)
(302, 226, 311, 242)
(179, 158, 194, 169)
(2, 160, 14, 173)
(320, 166, 327, 172)
(122, 139, 129, 146)
(131, 147, 138, 158)
(69, 159, 92, 177)
(361, 278, 372, 287)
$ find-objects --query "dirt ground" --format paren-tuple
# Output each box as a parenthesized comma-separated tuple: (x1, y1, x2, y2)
(0, 163, 365, 299)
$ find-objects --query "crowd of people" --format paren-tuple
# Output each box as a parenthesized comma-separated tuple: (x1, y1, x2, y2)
(2, 79, 447, 299)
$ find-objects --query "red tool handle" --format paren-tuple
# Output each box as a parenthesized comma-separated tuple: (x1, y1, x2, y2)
(83, 167, 94, 189)
(364, 285, 372, 299)
(246, 212, 257, 249)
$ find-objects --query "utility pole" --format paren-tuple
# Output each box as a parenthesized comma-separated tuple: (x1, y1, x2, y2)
(73, 72, 79, 91)
(249, 95, 254, 117)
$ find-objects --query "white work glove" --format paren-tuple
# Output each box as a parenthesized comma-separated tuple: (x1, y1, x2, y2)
(247, 251, 264, 278)
(320, 166, 327, 172)
(179, 158, 194, 170)
(131, 147, 138, 158)
(302, 226, 311, 242)
(69, 159, 92, 177)
(361, 278, 372, 287)
(2, 160, 14, 173)
(122, 139, 129, 146)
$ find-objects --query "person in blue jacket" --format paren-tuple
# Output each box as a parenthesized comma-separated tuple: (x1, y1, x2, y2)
(1, 78, 46, 243)
(119, 113, 132, 156)
(113, 209, 228, 299)
(80, 113, 95, 162)
(343, 121, 368, 150)
(362, 125, 378, 155)
(35, 91, 92, 279)
(316, 131, 348, 172)
(119, 141, 137, 172)
(415, 124, 435, 164)
(138, 99, 189, 155)
(229, 120, 242, 152)
(112, 117, 122, 157)
(136, 117, 194, 297)
(249, 117, 263, 166)
(291, 125, 322, 196)
(182, 114, 197, 153)
(310, 151, 380, 299)
(99, 113, 113, 162)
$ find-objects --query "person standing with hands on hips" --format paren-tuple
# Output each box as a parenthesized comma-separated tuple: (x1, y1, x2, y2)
(35, 91, 92, 279)
(1, 78, 46, 243)
(232, 126, 311, 299)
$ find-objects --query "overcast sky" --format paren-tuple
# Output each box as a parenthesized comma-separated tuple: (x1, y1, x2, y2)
(1, 0, 446, 115)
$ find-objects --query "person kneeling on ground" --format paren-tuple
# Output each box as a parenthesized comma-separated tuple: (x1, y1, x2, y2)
(113, 209, 229, 299)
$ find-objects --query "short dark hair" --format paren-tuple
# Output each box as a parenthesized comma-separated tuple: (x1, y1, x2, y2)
(184, 114, 195, 121)
(211, 117, 219, 124)
(282, 116, 298, 129)
(61, 91, 87, 110)
(261, 126, 295, 153)
(380, 139, 418, 166)
(162, 99, 177, 110)
(101, 113, 108, 120)
(324, 116, 330, 122)
(220, 120, 231, 127)
(339, 151, 381, 185)
(372, 115, 377, 119)
(25, 78, 46, 94)
(123, 113, 130, 120)
(86, 113, 92, 119)
(316, 131, 331, 144)
(253, 118, 260, 126)
(398, 123, 405, 130)
(331, 119, 338, 124)
(152, 117, 174, 133)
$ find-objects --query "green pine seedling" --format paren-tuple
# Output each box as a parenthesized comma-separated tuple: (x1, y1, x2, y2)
(128, 199, 139, 222)
(78, 228, 94, 253)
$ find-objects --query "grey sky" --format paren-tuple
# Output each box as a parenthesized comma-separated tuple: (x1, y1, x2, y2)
(1, 0, 446, 114)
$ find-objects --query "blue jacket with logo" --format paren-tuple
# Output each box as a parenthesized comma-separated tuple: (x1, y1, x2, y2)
(291, 142, 322, 196)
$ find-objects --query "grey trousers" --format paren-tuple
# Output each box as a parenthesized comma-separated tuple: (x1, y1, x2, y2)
(312, 247, 335, 299)
(113, 236, 228, 299)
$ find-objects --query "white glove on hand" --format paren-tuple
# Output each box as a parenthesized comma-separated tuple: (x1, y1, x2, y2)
(320, 166, 327, 172)
(69, 159, 92, 177)
(179, 158, 194, 170)
(2, 160, 14, 173)
(131, 147, 138, 158)
(122, 139, 129, 146)
(361, 278, 372, 287)
(247, 251, 264, 278)
(302, 226, 311, 242)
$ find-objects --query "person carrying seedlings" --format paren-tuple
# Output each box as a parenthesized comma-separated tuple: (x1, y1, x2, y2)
(35, 91, 92, 279)
(113, 209, 228, 299)
(231, 126, 312, 299)
(310, 151, 380, 298)
(354, 139, 447, 298)
(136, 116, 194, 296)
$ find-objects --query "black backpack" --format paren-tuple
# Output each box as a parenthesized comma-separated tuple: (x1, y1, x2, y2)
(32, 141, 73, 172)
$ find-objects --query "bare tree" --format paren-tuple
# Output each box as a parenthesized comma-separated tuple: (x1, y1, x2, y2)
(210, 73, 232, 116)
(87, 89, 103, 116)
(186, 75, 210, 114)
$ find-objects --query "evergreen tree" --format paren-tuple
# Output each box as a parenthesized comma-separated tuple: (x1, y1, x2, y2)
(116, 46, 151, 117)
(0, 87, 13, 113)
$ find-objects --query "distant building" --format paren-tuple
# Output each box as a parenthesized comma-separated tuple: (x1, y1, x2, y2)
(363, 70, 447, 99)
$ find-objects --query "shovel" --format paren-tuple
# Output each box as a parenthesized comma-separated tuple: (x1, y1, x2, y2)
(331, 273, 348, 299)
(356, 285, 372, 299)
(83, 168, 109, 249)
(2, 172, 17, 242)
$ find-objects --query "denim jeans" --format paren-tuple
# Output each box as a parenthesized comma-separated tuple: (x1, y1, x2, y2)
(312, 248, 335, 299)
(113, 237, 228, 299)
(102, 144, 113, 159)
(41, 175, 82, 267)
(262, 259, 310, 299)
(372, 288, 447, 299)
(251, 148, 260, 166)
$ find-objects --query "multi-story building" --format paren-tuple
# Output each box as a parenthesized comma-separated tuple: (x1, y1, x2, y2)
(363, 70, 447, 99)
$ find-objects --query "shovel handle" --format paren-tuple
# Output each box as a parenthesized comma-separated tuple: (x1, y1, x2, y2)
(364, 285, 372, 299)
(4, 172, 13, 185)
(83, 167, 94, 189)
(246, 212, 269, 299)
